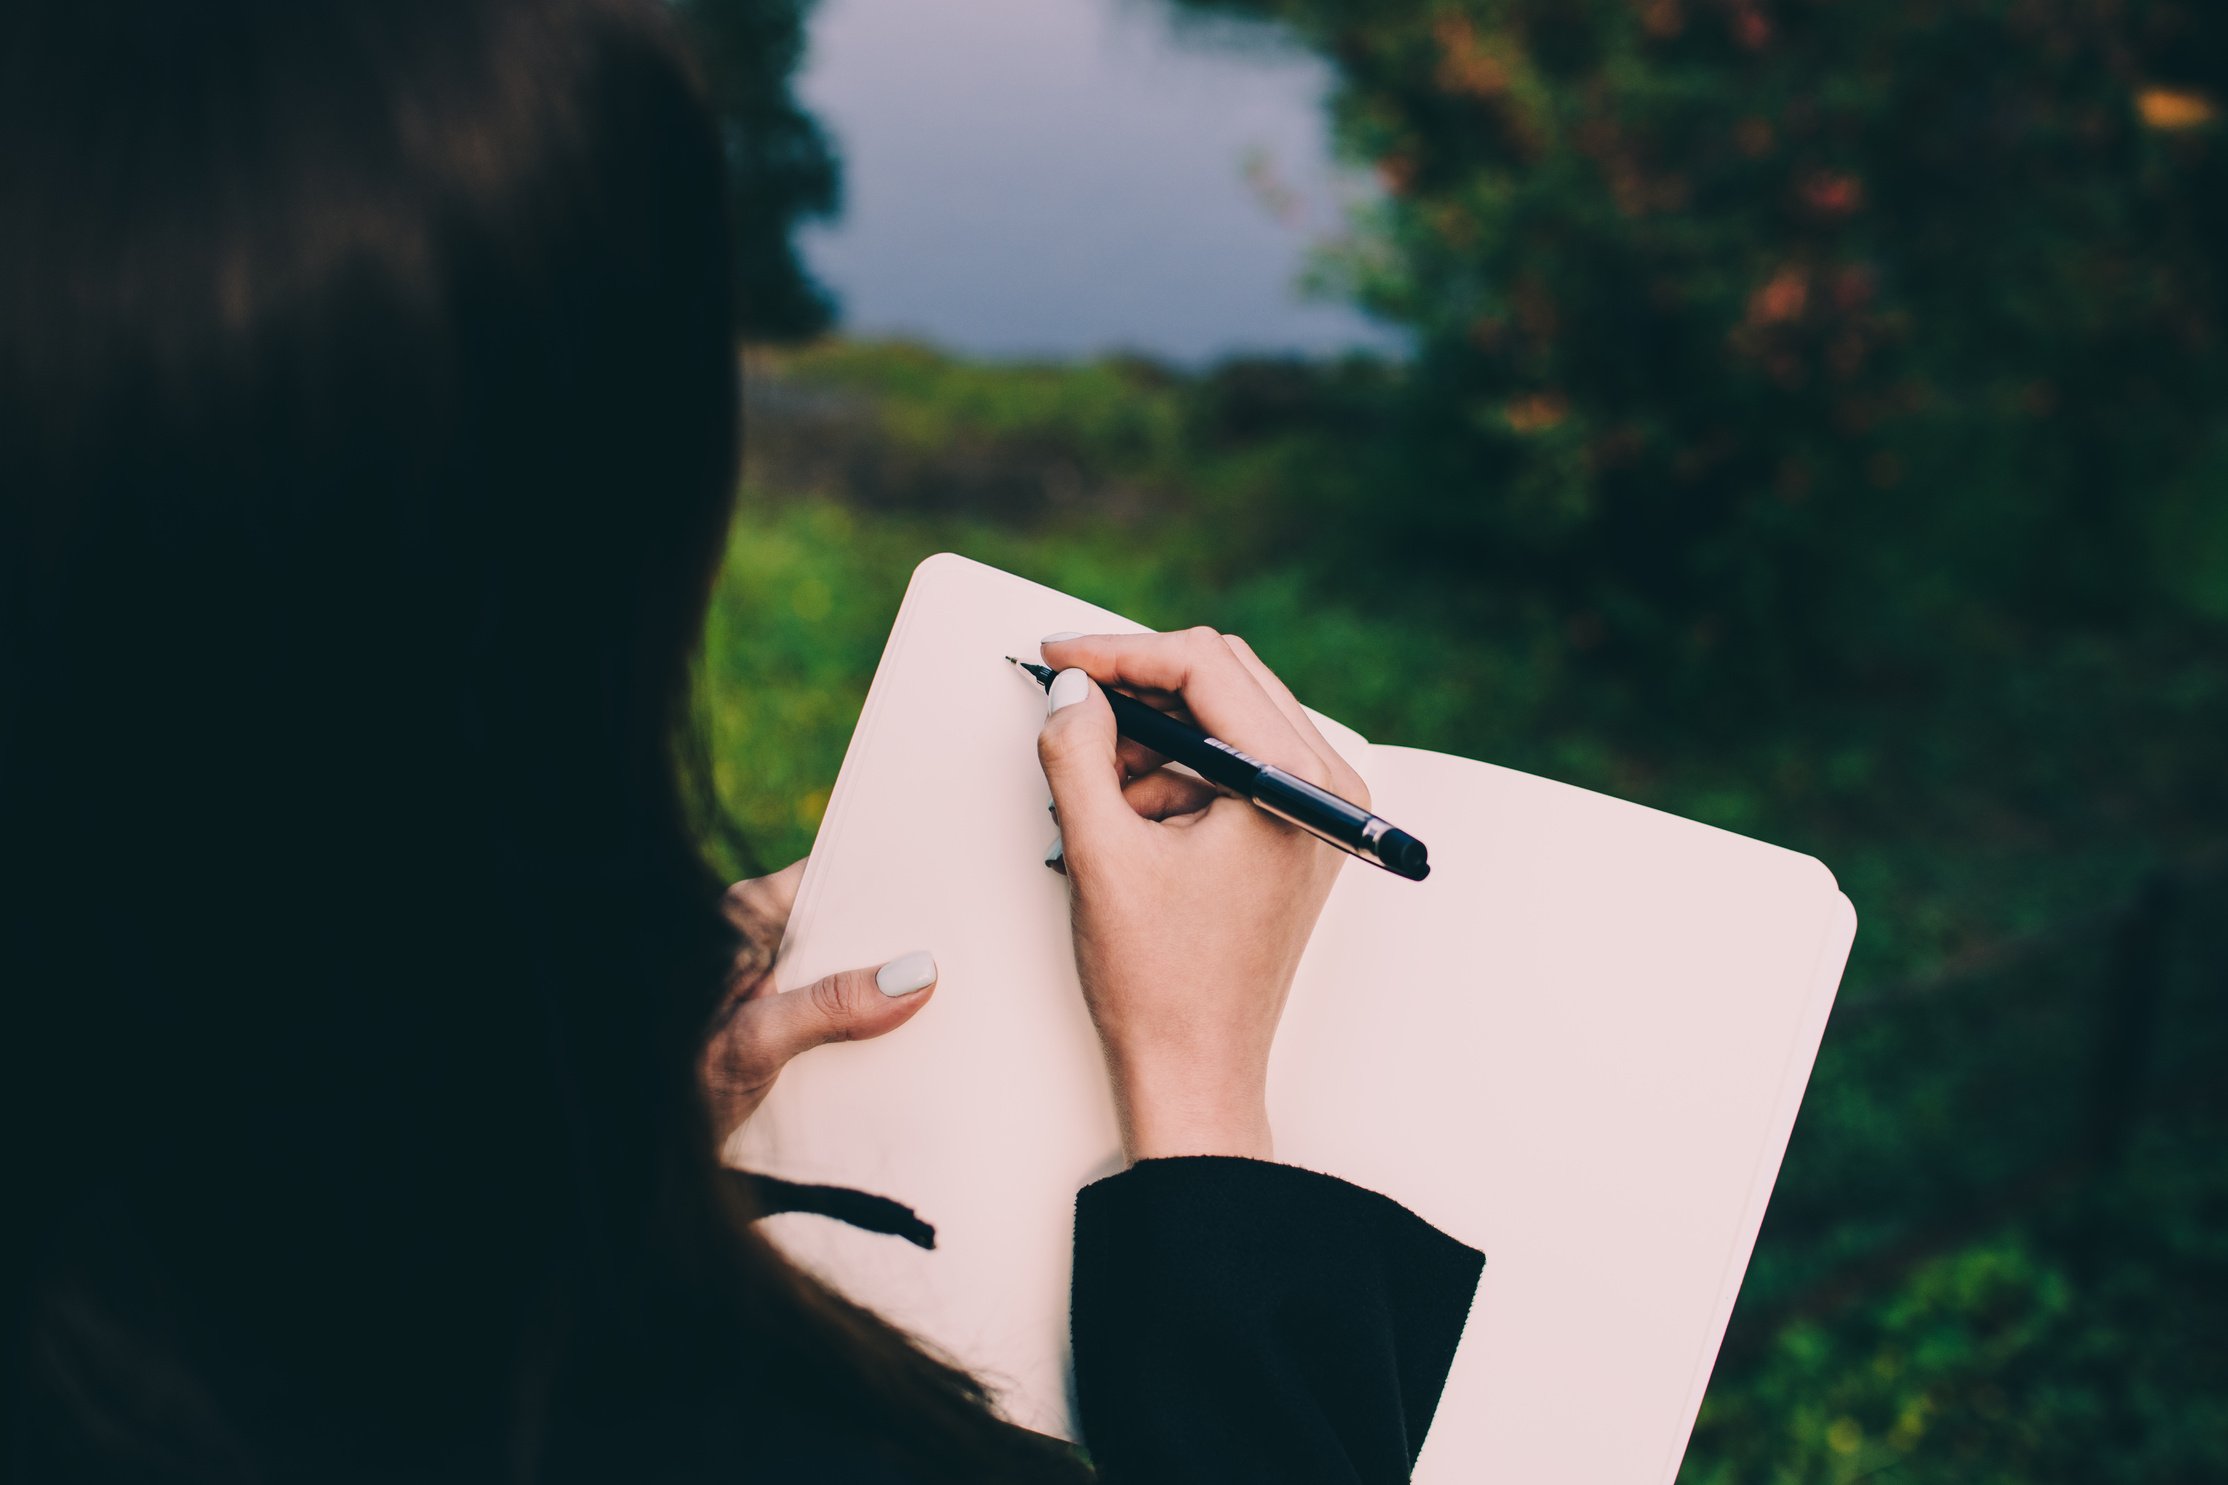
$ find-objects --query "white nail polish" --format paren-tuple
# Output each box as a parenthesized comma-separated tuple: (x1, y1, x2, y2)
(1046, 667, 1090, 714)
(875, 950, 936, 997)
(1044, 833, 1066, 873)
(1040, 630, 1083, 646)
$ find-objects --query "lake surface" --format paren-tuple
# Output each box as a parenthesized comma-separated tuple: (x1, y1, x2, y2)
(795, 0, 1398, 364)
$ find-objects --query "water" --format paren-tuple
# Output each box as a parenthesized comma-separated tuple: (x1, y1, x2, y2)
(795, 0, 1399, 364)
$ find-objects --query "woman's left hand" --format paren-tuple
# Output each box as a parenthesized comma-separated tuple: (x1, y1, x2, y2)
(698, 857, 939, 1140)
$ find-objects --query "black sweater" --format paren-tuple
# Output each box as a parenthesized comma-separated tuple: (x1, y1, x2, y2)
(754, 1156, 1483, 1482)
(1073, 1157, 1482, 1481)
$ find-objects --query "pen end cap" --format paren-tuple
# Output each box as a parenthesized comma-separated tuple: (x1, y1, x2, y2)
(1379, 828, 1431, 882)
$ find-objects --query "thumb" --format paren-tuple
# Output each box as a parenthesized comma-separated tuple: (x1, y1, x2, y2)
(717, 951, 939, 1082)
(1036, 668, 1136, 856)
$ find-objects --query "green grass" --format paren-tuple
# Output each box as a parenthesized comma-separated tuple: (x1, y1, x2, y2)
(700, 490, 2216, 987)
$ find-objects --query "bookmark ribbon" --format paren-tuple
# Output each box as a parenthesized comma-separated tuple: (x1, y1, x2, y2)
(728, 1169, 938, 1250)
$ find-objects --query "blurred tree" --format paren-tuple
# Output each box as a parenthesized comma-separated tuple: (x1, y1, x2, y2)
(670, 0, 840, 339)
(1176, 0, 2228, 688)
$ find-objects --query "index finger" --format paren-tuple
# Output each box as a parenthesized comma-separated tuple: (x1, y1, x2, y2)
(1040, 628, 1328, 784)
(720, 856, 808, 1002)
(725, 856, 808, 929)
(1218, 634, 1365, 805)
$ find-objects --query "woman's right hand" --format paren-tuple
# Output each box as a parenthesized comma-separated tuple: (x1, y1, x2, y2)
(1035, 628, 1364, 1164)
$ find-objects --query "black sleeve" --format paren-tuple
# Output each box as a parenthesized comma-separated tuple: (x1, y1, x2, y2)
(1070, 1155, 1483, 1484)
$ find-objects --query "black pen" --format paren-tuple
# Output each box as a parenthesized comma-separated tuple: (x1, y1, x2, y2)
(1005, 657, 1430, 882)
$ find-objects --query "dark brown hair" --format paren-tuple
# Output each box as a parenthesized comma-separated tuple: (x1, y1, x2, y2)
(0, 2, 1087, 1479)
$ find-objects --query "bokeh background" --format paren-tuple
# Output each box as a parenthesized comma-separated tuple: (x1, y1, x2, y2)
(675, 1, 2228, 1478)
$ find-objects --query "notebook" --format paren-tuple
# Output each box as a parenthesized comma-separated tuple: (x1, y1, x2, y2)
(728, 552, 1857, 1482)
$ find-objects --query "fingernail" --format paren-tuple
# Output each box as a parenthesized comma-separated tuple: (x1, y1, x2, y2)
(875, 950, 936, 997)
(1043, 833, 1067, 875)
(1047, 667, 1090, 715)
(1040, 631, 1083, 646)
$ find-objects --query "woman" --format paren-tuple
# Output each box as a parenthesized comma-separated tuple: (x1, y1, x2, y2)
(0, 2, 1481, 1481)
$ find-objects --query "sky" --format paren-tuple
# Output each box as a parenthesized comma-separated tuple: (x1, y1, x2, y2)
(794, 0, 1399, 363)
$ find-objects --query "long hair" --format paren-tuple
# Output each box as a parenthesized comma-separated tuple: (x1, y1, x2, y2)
(0, 2, 1087, 1479)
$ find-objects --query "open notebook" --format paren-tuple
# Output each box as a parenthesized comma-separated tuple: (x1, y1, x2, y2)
(729, 553, 1856, 1482)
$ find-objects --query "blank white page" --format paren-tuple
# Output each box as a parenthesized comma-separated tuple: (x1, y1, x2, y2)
(729, 553, 1855, 1481)
(730, 552, 1369, 1435)
(1272, 746, 1854, 1481)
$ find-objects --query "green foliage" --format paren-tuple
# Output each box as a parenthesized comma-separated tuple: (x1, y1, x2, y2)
(727, 343, 2228, 977)
(670, 0, 840, 338)
(1691, 1097, 2228, 1484)
(1696, 1239, 2085, 1485)
(1170, 0, 2228, 687)
(778, 341, 1192, 469)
